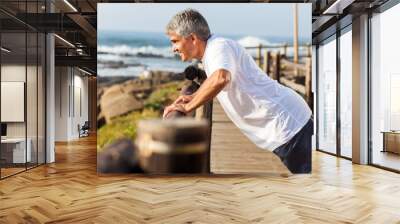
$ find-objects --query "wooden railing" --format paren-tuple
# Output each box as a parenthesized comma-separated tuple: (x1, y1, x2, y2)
(245, 44, 313, 108)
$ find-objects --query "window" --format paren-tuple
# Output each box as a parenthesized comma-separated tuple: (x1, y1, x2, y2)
(0, 2, 46, 179)
(339, 27, 352, 158)
(370, 3, 400, 171)
(317, 36, 337, 154)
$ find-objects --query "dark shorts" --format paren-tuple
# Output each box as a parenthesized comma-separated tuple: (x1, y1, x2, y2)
(273, 117, 313, 174)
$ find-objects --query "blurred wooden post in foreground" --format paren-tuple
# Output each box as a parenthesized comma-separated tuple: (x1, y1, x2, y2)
(136, 119, 210, 174)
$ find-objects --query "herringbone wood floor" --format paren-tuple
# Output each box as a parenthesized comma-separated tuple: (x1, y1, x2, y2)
(1, 102, 400, 223)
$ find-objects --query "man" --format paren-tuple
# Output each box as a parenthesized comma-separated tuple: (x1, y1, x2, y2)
(163, 9, 313, 174)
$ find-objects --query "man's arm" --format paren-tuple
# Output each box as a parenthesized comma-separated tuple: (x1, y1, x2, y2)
(163, 69, 231, 118)
(184, 69, 231, 112)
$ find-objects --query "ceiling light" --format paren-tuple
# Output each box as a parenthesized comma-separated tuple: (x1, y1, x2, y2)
(76, 49, 84, 55)
(63, 0, 78, 12)
(78, 67, 92, 76)
(1, 47, 11, 53)
(54, 34, 75, 48)
(322, 0, 355, 15)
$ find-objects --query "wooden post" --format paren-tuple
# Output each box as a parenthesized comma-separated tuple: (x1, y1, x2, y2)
(136, 119, 210, 174)
(307, 44, 311, 58)
(283, 44, 288, 57)
(276, 52, 281, 82)
(267, 51, 271, 75)
(305, 57, 312, 108)
(200, 100, 213, 173)
(272, 52, 281, 81)
(263, 50, 269, 74)
(293, 4, 299, 76)
(195, 106, 204, 120)
(271, 53, 276, 80)
(257, 44, 262, 68)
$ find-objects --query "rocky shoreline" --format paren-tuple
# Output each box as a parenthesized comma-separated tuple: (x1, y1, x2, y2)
(98, 60, 144, 69)
(97, 70, 185, 128)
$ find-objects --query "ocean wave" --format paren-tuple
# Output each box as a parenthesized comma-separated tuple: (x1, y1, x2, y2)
(237, 36, 277, 48)
(237, 36, 310, 57)
(98, 45, 173, 58)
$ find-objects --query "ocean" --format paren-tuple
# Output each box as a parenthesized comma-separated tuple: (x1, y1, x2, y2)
(97, 30, 309, 77)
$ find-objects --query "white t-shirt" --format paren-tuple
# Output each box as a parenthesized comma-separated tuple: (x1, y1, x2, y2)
(202, 35, 312, 151)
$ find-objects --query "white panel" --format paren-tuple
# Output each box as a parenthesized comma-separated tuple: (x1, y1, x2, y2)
(73, 86, 81, 138)
(352, 14, 369, 164)
(317, 38, 337, 154)
(1, 82, 25, 122)
(75, 87, 81, 120)
(390, 74, 400, 130)
(46, 32, 55, 163)
(11, 139, 32, 163)
(340, 30, 353, 158)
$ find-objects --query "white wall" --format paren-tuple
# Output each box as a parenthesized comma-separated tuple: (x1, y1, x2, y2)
(55, 67, 89, 141)
(55, 67, 69, 141)
(72, 72, 89, 138)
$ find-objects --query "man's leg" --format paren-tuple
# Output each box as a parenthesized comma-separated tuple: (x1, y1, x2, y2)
(273, 118, 313, 174)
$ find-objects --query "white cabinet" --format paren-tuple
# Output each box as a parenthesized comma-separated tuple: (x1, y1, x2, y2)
(1, 138, 32, 163)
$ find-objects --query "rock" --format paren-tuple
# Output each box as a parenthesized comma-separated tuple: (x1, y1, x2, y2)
(136, 52, 164, 58)
(100, 84, 143, 123)
(121, 79, 152, 94)
(97, 76, 135, 88)
(97, 68, 194, 124)
(97, 139, 143, 173)
(97, 111, 106, 128)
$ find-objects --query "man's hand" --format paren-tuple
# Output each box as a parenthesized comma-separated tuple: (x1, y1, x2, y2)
(173, 95, 194, 104)
(162, 103, 188, 118)
(163, 69, 231, 119)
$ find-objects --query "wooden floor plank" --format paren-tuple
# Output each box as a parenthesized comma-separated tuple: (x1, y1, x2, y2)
(210, 100, 290, 174)
(0, 101, 400, 223)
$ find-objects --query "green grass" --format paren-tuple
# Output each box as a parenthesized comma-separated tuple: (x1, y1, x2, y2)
(97, 108, 159, 151)
(144, 82, 184, 110)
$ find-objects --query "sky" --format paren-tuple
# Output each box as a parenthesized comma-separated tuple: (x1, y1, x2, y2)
(98, 3, 311, 40)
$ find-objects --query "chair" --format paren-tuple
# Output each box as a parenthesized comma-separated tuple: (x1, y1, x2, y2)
(78, 121, 90, 138)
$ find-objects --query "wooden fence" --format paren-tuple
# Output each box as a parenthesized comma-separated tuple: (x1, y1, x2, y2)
(245, 44, 313, 108)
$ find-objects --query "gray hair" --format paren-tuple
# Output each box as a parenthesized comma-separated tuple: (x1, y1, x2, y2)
(166, 9, 210, 41)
